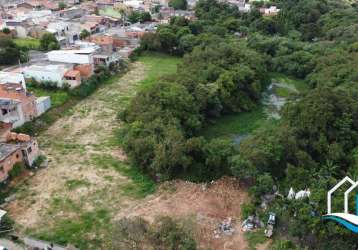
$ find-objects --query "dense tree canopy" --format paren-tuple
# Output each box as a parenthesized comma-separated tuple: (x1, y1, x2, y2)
(0, 35, 21, 65)
(40, 32, 60, 51)
(169, 0, 188, 10)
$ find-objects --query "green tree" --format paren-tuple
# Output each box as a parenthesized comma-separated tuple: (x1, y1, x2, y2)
(1, 27, 10, 34)
(40, 33, 60, 51)
(169, 0, 187, 10)
(139, 12, 151, 22)
(80, 29, 91, 40)
(0, 35, 20, 65)
(58, 2, 66, 10)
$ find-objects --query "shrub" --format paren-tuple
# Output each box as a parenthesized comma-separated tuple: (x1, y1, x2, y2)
(33, 155, 46, 168)
(8, 162, 25, 179)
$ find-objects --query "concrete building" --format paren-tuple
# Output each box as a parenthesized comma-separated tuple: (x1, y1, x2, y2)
(64, 69, 81, 88)
(93, 52, 121, 66)
(0, 122, 39, 182)
(23, 63, 83, 88)
(47, 48, 96, 64)
(0, 83, 38, 128)
(23, 64, 71, 87)
(0, 72, 27, 90)
(0, 98, 25, 128)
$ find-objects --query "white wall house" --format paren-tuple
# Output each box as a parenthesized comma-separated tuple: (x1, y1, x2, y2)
(47, 48, 95, 64)
(0, 99, 25, 128)
(23, 64, 71, 87)
(0, 72, 26, 91)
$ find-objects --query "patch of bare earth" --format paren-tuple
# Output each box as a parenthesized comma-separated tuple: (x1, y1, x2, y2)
(6, 62, 148, 231)
(117, 177, 249, 250)
(256, 240, 272, 250)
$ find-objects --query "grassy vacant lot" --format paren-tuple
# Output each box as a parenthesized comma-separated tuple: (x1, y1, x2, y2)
(13, 38, 40, 49)
(7, 53, 181, 249)
(138, 52, 182, 87)
(201, 105, 266, 140)
(28, 86, 70, 108)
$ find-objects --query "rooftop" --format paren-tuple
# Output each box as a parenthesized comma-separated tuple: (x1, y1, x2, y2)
(64, 69, 80, 77)
(0, 143, 21, 162)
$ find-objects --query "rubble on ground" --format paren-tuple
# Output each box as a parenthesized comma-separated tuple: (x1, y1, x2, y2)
(214, 217, 235, 238)
(241, 215, 264, 232)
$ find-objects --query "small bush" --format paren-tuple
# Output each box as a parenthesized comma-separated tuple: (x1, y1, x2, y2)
(241, 202, 256, 219)
(0, 215, 14, 236)
(33, 155, 46, 168)
(112, 216, 197, 249)
(8, 162, 25, 179)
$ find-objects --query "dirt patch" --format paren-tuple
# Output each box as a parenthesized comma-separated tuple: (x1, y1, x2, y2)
(256, 240, 272, 250)
(117, 177, 249, 250)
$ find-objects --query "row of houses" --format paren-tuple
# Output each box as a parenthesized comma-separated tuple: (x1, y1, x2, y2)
(0, 0, 191, 184)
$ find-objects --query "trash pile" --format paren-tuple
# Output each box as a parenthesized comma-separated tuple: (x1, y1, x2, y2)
(241, 215, 264, 232)
(214, 217, 235, 238)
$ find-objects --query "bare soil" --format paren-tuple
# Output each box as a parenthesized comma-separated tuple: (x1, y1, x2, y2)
(117, 177, 249, 250)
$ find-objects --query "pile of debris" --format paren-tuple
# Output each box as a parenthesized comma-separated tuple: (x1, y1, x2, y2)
(241, 215, 264, 232)
(214, 217, 235, 238)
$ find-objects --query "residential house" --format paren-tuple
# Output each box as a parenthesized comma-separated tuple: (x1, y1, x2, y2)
(47, 47, 97, 64)
(23, 63, 82, 88)
(173, 10, 196, 20)
(74, 64, 94, 79)
(23, 64, 71, 87)
(159, 6, 175, 20)
(93, 52, 121, 66)
(3, 19, 30, 38)
(17, 1, 43, 10)
(0, 72, 26, 90)
(64, 69, 81, 87)
(117, 47, 133, 58)
(59, 6, 86, 19)
(78, 2, 97, 15)
(47, 21, 71, 46)
(96, 0, 116, 10)
(0, 83, 37, 127)
(89, 35, 114, 53)
(0, 122, 39, 182)
(0, 99, 26, 128)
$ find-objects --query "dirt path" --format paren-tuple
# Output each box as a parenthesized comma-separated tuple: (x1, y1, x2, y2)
(6, 62, 148, 231)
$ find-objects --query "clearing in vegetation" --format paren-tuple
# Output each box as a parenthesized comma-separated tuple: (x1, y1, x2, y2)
(5, 54, 181, 249)
(201, 73, 308, 141)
